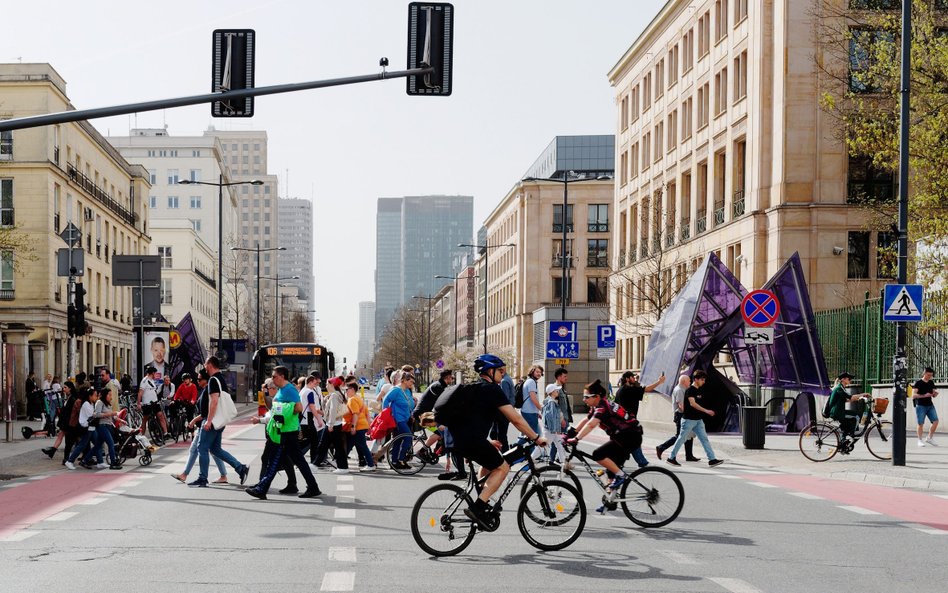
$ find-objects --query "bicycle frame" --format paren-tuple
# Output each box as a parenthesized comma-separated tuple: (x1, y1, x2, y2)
(465, 445, 541, 508)
(831, 395, 887, 440)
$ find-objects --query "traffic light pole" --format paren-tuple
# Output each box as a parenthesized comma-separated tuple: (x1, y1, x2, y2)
(66, 246, 75, 378)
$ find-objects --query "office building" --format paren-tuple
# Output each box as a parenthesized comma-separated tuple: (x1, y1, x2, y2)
(357, 301, 375, 367)
(277, 197, 315, 306)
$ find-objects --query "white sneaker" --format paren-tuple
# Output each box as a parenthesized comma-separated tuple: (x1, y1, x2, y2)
(926, 437, 939, 447)
(95, 463, 108, 469)
(360, 466, 377, 472)
(332, 468, 350, 475)
(65, 461, 76, 470)
(918, 439, 927, 448)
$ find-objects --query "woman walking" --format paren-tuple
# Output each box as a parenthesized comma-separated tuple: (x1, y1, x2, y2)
(383, 371, 416, 471)
(42, 380, 77, 460)
(324, 377, 350, 474)
(345, 382, 375, 471)
(171, 370, 229, 484)
(93, 388, 123, 469)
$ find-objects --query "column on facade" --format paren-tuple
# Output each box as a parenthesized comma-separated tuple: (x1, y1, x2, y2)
(4, 325, 33, 414)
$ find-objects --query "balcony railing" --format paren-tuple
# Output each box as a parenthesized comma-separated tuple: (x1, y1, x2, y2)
(0, 289, 14, 300)
(194, 267, 217, 289)
(551, 255, 573, 268)
(679, 217, 690, 242)
(732, 189, 746, 218)
(618, 249, 626, 268)
(587, 223, 609, 233)
(67, 164, 138, 228)
(587, 254, 608, 268)
(640, 243, 649, 259)
(629, 243, 638, 263)
(552, 223, 574, 233)
(713, 204, 725, 227)
(666, 231, 675, 248)
(695, 210, 707, 235)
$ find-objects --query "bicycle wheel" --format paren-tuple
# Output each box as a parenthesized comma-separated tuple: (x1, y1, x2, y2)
(168, 415, 181, 443)
(864, 420, 893, 460)
(520, 463, 584, 500)
(149, 420, 165, 447)
(126, 409, 142, 431)
(387, 434, 428, 475)
(619, 466, 684, 528)
(517, 479, 586, 551)
(410, 483, 477, 557)
(799, 422, 840, 462)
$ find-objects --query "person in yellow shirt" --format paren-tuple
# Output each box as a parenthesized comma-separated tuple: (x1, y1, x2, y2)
(344, 382, 376, 472)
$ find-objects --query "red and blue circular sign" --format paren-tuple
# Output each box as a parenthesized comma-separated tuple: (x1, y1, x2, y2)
(741, 290, 780, 327)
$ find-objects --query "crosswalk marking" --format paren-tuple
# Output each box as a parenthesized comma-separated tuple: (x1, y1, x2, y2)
(708, 577, 763, 593)
(45, 511, 78, 522)
(0, 530, 38, 542)
(788, 492, 824, 500)
(838, 505, 881, 515)
(336, 484, 354, 492)
(320, 572, 355, 591)
(657, 549, 700, 564)
(328, 547, 357, 561)
(748, 482, 778, 489)
(331, 526, 356, 537)
(334, 508, 356, 519)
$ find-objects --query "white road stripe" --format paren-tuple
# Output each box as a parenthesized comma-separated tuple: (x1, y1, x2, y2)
(334, 508, 356, 519)
(708, 577, 763, 593)
(336, 484, 354, 492)
(934, 494, 948, 500)
(328, 546, 357, 562)
(0, 530, 39, 542)
(28, 475, 50, 481)
(336, 495, 355, 504)
(657, 549, 700, 564)
(788, 492, 824, 500)
(331, 526, 356, 537)
(320, 571, 355, 591)
(0, 482, 25, 488)
(715, 475, 743, 480)
(105, 490, 126, 495)
(45, 511, 78, 522)
(913, 527, 948, 535)
(336, 475, 354, 481)
(736, 470, 779, 474)
(838, 505, 881, 515)
(748, 482, 778, 489)
(76, 497, 109, 506)
(123, 482, 143, 488)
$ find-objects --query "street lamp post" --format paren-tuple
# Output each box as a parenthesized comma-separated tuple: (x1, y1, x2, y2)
(413, 294, 438, 384)
(178, 176, 263, 356)
(230, 244, 286, 349)
(435, 273, 467, 348)
(260, 274, 300, 342)
(522, 172, 611, 321)
(458, 243, 516, 354)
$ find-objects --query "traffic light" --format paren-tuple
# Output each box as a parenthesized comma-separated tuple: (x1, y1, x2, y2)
(67, 304, 79, 337)
(72, 283, 88, 337)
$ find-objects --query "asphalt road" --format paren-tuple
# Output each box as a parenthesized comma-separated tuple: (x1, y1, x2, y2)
(1, 420, 946, 593)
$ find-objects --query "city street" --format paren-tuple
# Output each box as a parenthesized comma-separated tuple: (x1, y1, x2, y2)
(2, 415, 946, 593)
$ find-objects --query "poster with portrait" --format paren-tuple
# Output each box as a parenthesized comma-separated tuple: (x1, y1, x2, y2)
(142, 329, 170, 381)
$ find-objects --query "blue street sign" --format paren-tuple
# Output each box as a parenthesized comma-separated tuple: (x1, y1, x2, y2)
(597, 324, 616, 349)
(546, 341, 580, 359)
(883, 284, 923, 322)
(548, 320, 577, 342)
(358, 377, 368, 385)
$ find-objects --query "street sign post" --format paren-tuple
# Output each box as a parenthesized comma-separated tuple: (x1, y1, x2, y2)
(741, 289, 781, 406)
(597, 324, 616, 360)
(546, 341, 579, 359)
(744, 326, 774, 345)
(882, 284, 923, 322)
(59, 222, 81, 247)
(56, 248, 84, 277)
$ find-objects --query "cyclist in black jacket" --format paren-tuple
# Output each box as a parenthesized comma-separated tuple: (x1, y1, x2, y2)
(415, 370, 465, 480)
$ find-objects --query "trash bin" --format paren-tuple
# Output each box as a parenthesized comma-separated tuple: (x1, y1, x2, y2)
(742, 406, 766, 449)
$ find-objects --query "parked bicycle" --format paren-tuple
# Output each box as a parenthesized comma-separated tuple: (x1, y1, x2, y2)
(410, 443, 586, 557)
(799, 394, 893, 461)
(526, 437, 684, 528)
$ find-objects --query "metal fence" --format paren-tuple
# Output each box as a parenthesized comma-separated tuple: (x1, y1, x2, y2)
(815, 290, 948, 388)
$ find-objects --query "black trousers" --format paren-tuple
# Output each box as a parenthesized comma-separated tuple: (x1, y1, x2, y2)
(258, 437, 297, 487)
(328, 428, 349, 469)
(256, 431, 318, 494)
(490, 417, 510, 450)
(658, 412, 694, 458)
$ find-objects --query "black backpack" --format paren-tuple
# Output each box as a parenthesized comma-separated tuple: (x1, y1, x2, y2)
(432, 384, 465, 426)
(514, 380, 526, 408)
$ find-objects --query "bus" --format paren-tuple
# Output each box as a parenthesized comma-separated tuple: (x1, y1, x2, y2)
(251, 342, 335, 394)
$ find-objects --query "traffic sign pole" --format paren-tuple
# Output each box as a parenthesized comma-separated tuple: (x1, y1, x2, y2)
(742, 290, 780, 406)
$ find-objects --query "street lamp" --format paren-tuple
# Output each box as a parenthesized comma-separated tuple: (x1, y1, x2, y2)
(260, 274, 300, 342)
(458, 242, 516, 354)
(412, 294, 438, 384)
(230, 244, 286, 349)
(522, 172, 611, 320)
(435, 273, 467, 348)
(178, 176, 263, 356)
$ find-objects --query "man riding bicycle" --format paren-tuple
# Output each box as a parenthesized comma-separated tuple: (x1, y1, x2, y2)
(827, 372, 868, 450)
(567, 379, 644, 497)
(436, 354, 547, 530)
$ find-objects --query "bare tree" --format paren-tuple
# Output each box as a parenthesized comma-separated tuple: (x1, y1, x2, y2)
(372, 305, 429, 372)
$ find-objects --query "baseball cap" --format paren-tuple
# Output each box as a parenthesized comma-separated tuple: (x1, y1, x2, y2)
(328, 376, 344, 388)
(837, 372, 854, 380)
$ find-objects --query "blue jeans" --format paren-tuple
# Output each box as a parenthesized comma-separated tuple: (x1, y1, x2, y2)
(631, 447, 648, 468)
(198, 426, 243, 482)
(916, 404, 938, 424)
(392, 421, 412, 463)
(347, 429, 375, 467)
(669, 418, 717, 461)
(184, 429, 227, 477)
(68, 428, 97, 463)
(94, 425, 118, 465)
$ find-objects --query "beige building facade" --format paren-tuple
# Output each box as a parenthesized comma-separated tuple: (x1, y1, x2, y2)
(0, 63, 151, 382)
(608, 0, 889, 377)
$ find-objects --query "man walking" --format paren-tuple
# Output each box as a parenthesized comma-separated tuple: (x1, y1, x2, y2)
(299, 373, 324, 461)
(912, 367, 939, 447)
(246, 365, 321, 499)
(189, 356, 250, 488)
(615, 371, 665, 419)
(665, 370, 725, 467)
(98, 367, 121, 413)
(518, 366, 544, 448)
(490, 369, 516, 450)
(543, 368, 573, 463)
(656, 374, 699, 462)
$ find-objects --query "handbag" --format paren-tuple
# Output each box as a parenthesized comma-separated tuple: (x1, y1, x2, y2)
(368, 406, 395, 441)
(210, 376, 238, 428)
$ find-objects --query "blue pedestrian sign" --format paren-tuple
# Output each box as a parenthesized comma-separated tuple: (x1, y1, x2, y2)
(546, 341, 579, 359)
(548, 320, 577, 342)
(597, 325, 616, 349)
(883, 284, 923, 322)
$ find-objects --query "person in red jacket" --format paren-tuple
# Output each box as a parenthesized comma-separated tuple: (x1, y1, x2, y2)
(173, 373, 199, 420)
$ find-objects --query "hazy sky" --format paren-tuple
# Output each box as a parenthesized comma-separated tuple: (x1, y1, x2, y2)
(3, 0, 665, 366)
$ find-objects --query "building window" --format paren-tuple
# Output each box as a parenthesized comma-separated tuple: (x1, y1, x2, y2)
(148, 169, 157, 185)
(630, 142, 640, 178)
(715, 0, 729, 42)
(587, 277, 609, 304)
(587, 239, 608, 268)
(667, 44, 679, 88)
(876, 231, 896, 279)
(149, 195, 157, 209)
(160, 278, 173, 305)
(682, 29, 694, 72)
(667, 110, 678, 151)
(847, 231, 870, 279)
(0, 250, 13, 291)
(642, 132, 651, 168)
(631, 84, 640, 121)
(714, 68, 728, 115)
(167, 169, 179, 185)
(681, 97, 693, 140)
(167, 196, 179, 209)
(189, 169, 201, 182)
(655, 60, 665, 99)
(697, 83, 710, 129)
(0, 179, 13, 226)
(553, 276, 572, 305)
(654, 122, 664, 159)
(643, 73, 652, 111)
(553, 204, 574, 233)
(191, 219, 202, 232)
(190, 196, 202, 209)
(849, 28, 889, 93)
(698, 11, 711, 57)
(734, 51, 748, 101)
(735, 0, 748, 24)
(588, 204, 609, 232)
(848, 155, 894, 202)
(192, 150, 201, 157)
(0, 129, 12, 161)
(158, 246, 172, 268)
(552, 239, 573, 267)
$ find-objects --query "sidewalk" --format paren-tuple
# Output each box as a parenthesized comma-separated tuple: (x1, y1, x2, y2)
(0, 404, 257, 479)
(637, 419, 948, 494)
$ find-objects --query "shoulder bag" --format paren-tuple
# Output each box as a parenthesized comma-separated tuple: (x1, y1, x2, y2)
(210, 376, 238, 428)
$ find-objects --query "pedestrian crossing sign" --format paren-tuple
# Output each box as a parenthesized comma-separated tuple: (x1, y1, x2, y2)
(883, 284, 923, 322)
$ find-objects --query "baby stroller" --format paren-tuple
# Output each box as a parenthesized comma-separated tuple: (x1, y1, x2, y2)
(21, 390, 59, 440)
(114, 409, 154, 466)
